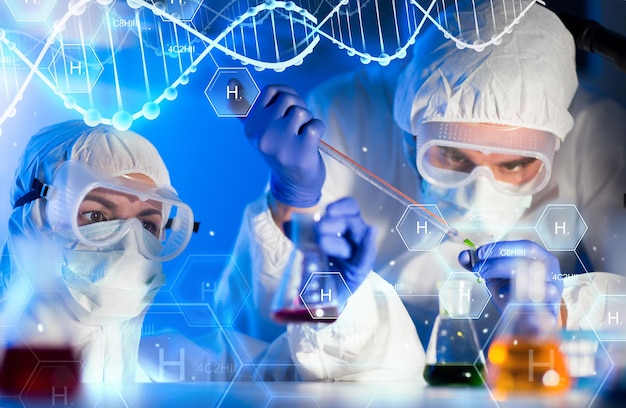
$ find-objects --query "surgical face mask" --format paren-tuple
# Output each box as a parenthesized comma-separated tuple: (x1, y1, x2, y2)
(71, 219, 164, 258)
(60, 223, 165, 326)
(421, 177, 532, 240)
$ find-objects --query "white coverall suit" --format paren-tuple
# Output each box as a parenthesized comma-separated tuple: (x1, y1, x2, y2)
(216, 2, 626, 381)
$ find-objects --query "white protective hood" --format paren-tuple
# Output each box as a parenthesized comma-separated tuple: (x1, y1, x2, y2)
(393, 1, 578, 142)
(1, 120, 170, 382)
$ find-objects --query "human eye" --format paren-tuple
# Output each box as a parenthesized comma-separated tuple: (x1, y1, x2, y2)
(79, 210, 109, 225)
(141, 219, 161, 237)
(443, 150, 468, 164)
(141, 221, 158, 235)
(436, 147, 473, 171)
(500, 158, 537, 172)
(500, 162, 522, 172)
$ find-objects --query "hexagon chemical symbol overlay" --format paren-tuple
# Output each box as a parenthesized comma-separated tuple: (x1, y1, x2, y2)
(205, 67, 260, 117)
(587, 295, 626, 341)
(480, 302, 613, 407)
(536, 204, 588, 251)
(0, 344, 102, 407)
(152, 0, 203, 22)
(396, 204, 447, 251)
(439, 273, 491, 319)
(483, 304, 571, 399)
(136, 303, 242, 383)
(299, 272, 351, 321)
(48, 44, 104, 94)
(170, 255, 251, 327)
(5, 0, 56, 22)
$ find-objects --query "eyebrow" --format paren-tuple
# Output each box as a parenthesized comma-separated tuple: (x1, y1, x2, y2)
(82, 193, 162, 218)
(440, 147, 537, 167)
(495, 157, 538, 167)
(82, 193, 117, 210)
(439, 146, 470, 159)
(137, 208, 163, 218)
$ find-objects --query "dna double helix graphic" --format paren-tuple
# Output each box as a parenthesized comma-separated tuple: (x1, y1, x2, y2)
(0, 0, 540, 133)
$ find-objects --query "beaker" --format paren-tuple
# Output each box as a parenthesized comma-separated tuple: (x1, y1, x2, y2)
(270, 212, 347, 323)
(0, 246, 81, 397)
(486, 260, 570, 399)
(423, 274, 485, 386)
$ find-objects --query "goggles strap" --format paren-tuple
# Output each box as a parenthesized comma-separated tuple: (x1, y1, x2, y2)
(14, 179, 51, 209)
(164, 218, 201, 233)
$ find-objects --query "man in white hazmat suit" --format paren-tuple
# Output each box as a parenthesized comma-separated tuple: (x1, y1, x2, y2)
(0, 120, 196, 383)
(216, 1, 626, 380)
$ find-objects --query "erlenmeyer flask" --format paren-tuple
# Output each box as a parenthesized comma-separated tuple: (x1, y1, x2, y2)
(271, 212, 347, 323)
(423, 274, 485, 386)
(486, 260, 570, 399)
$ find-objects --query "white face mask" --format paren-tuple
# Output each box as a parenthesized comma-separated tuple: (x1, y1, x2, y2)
(60, 221, 165, 326)
(421, 177, 532, 242)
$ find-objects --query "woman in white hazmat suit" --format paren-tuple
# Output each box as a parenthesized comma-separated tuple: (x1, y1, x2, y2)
(217, 1, 626, 381)
(0, 120, 195, 383)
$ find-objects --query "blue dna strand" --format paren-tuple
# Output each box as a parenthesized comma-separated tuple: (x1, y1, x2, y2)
(0, 0, 540, 133)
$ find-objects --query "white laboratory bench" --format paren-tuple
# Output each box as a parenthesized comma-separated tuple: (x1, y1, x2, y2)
(1, 380, 621, 408)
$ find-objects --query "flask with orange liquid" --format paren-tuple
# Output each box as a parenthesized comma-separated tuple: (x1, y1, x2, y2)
(486, 260, 570, 400)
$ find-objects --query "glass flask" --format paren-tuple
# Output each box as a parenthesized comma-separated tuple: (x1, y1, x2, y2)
(0, 248, 81, 397)
(423, 274, 486, 386)
(486, 260, 570, 399)
(560, 330, 609, 391)
(271, 212, 347, 323)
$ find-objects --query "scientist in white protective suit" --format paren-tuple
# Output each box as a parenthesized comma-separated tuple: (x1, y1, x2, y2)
(0, 120, 196, 383)
(216, 1, 626, 381)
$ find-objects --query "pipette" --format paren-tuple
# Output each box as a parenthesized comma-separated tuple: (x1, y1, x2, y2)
(228, 81, 482, 251)
(318, 139, 480, 250)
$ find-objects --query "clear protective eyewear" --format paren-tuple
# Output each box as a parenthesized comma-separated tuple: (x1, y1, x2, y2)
(43, 160, 194, 262)
(416, 122, 559, 195)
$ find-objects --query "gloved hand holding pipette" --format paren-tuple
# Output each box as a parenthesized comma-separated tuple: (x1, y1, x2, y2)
(244, 84, 326, 209)
(244, 85, 376, 297)
(458, 240, 564, 318)
(218, 1, 626, 382)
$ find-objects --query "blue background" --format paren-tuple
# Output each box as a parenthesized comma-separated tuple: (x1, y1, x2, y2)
(0, 0, 625, 325)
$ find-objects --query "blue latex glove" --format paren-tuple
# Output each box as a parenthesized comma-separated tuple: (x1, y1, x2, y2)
(245, 85, 326, 208)
(458, 240, 564, 318)
(316, 197, 377, 294)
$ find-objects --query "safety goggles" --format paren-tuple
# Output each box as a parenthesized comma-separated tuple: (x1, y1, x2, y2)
(416, 122, 558, 195)
(19, 160, 194, 262)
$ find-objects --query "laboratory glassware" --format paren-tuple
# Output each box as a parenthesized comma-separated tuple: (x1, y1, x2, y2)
(423, 274, 486, 386)
(271, 212, 347, 323)
(486, 260, 570, 399)
(0, 251, 81, 397)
